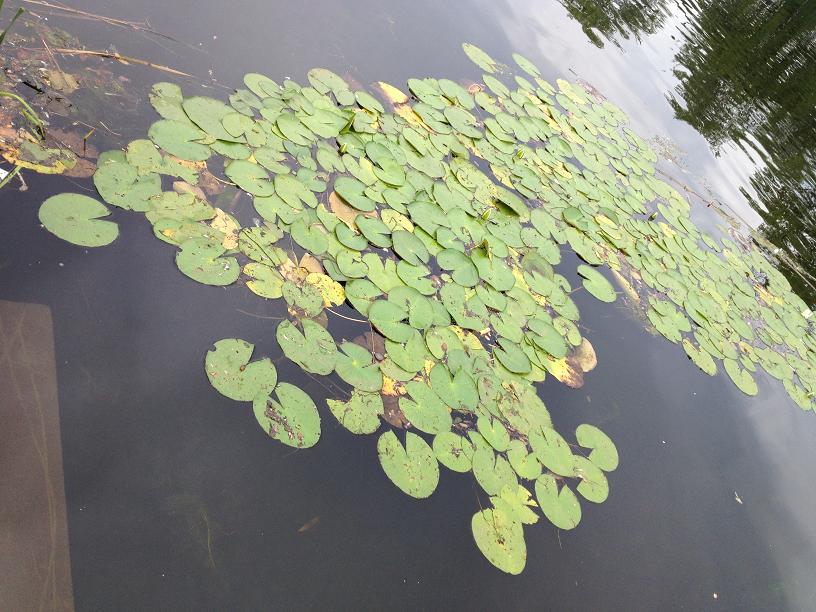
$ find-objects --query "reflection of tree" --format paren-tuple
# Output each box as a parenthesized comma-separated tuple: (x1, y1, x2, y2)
(667, 0, 816, 299)
(559, 0, 670, 47)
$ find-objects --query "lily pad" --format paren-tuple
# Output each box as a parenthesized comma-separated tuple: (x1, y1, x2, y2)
(433, 431, 475, 472)
(276, 319, 337, 375)
(400, 380, 452, 434)
(377, 430, 439, 498)
(205, 338, 277, 401)
(327, 390, 383, 435)
(577, 264, 616, 302)
(253, 382, 320, 448)
(94, 151, 162, 211)
(575, 424, 618, 472)
(462, 42, 501, 73)
(39, 193, 119, 247)
(529, 427, 574, 476)
(724, 358, 758, 396)
(148, 119, 211, 161)
(535, 474, 581, 530)
(335, 341, 383, 392)
(471, 508, 526, 575)
(176, 238, 239, 286)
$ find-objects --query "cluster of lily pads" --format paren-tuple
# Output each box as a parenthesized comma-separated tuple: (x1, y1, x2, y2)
(38, 41, 815, 573)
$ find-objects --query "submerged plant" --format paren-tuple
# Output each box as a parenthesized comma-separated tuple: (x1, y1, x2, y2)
(39, 42, 816, 573)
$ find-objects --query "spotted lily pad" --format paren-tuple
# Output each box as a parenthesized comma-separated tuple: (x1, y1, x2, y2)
(175, 238, 240, 285)
(377, 430, 439, 498)
(433, 431, 475, 472)
(276, 319, 337, 375)
(471, 507, 526, 575)
(253, 382, 320, 448)
(327, 390, 383, 435)
(205, 338, 277, 401)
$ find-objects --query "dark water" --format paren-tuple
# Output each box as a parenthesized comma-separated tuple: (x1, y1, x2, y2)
(2, 0, 816, 610)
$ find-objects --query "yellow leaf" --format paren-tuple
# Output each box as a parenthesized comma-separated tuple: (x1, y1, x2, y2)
(541, 355, 583, 388)
(609, 268, 640, 307)
(376, 81, 408, 105)
(329, 191, 365, 228)
(306, 272, 345, 306)
(570, 338, 597, 373)
(380, 209, 413, 232)
(393, 104, 428, 130)
(210, 208, 239, 249)
(299, 254, 324, 275)
(279, 258, 305, 283)
(381, 376, 403, 396)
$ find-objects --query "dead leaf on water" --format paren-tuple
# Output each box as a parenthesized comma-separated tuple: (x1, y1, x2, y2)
(376, 81, 408, 105)
(298, 516, 320, 533)
(210, 208, 239, 249)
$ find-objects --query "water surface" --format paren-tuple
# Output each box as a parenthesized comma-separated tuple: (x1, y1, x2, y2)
(1, 0, 816, 609)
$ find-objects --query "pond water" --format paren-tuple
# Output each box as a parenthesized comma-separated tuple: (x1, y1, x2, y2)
(1, 0, 816, 610)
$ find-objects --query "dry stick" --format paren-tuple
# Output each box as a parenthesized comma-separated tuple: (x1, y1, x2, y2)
(37, 32, 66, 80)
(0, 165, 22, 190)
(235, 308, 284, 321)
(51, 48, 193, 77)
(325, 306, 368, 324)
(20, 0, 187, 46)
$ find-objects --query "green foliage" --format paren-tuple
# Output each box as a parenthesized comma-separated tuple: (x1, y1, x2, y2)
(39, 39, 816, 576)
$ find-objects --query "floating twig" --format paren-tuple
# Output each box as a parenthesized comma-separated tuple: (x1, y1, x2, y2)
(0, 165, 22, 190)
(20, 0, 188, 46)
(51, 47, 193, 77)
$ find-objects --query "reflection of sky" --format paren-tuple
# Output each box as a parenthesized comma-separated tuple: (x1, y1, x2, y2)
(738, 382, 816, 612)
(489, 0, 766, 227)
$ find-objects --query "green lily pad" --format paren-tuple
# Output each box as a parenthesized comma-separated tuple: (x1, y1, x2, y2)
(377, 430, 439, 498)
(437, 249, 479, 287)
(175, 238, 239, 286)
(429, 364, 479, 411)
(512, 52, 541, 77)
(577, 264, 616, 302)
(392, 229, 430, 266)
(471, 507, 526, 575)
(148, 119, 211, 161)
(400, 380, 452, 434)
(724, 358, 758, 396)
(529, 427, 574, 476)
(575, 424, 618, 472)
(225, 160, 274, 196)
(535, 474, 581, 530)
(472, 447, 518, 495)
(507, 439, 543, 480)
(573, 456, 609, 503)
(244, 262, 285, 299)
(335, 341, 383, 392)
(477, 412, 510, 452)
(94, 151, 161, 211)
(462, 42, 501, 73)
(433, 431, 475, 472)
(253, 382, 320, 448)
(182, 96, 238, 142)
(491, 484, 539, 525)
(327, 390, 383, 435)
(39, 193, 119, 247)
(205, 338, 277, 401)
(369, 299, 413, 343)
(276, 319, 336, 375)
